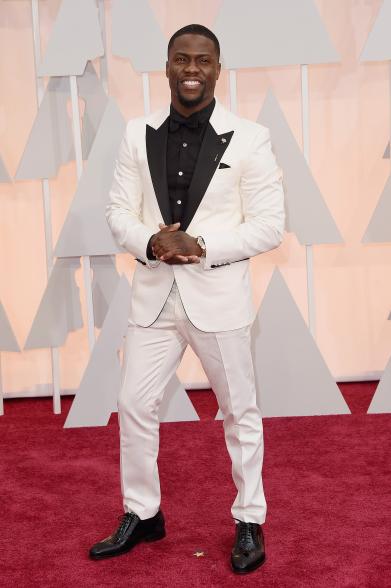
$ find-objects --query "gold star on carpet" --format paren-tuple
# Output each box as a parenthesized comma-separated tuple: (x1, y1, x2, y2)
(193, 551, 205, 558)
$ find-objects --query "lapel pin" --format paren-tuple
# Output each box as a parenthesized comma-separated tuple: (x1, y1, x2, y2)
(221, 137, 227, 143)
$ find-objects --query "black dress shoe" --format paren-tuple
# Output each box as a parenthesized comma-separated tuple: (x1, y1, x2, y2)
(89, 510, 166, 560)
(231, 520, 266, 574)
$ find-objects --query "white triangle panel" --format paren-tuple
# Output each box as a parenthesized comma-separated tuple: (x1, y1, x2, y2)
(252, 269, 349, 417)
(91, 255, 120, 329)
(65, 275, 131, 428)
(55, 98, 125, 257)
(362, 174, 391, 243)
(15, 65, 107, 181)
(214, 0, 339, 69)
(112, 0, 166, 72)
(0, 302, 20, 351)
(38, 0, 104, 77)
(258, 91, 343, 245)
(24, 258, 83, 349)
(360, 1, 391, 62)
(0, 155, 11, 183)
(15, 77, 72, 180)
(367, 355, 391, 413)
(159, 375, 199, 423)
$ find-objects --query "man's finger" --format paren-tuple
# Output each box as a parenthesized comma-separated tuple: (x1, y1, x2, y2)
(159, 252, 187, 262)
(186, 256, 200, 264)
(158, 222, 180, 232)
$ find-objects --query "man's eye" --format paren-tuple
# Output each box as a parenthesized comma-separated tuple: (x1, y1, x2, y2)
(176, 57, 185, 62)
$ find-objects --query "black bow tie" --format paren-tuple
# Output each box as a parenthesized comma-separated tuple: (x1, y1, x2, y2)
(169, 112, 200, 133)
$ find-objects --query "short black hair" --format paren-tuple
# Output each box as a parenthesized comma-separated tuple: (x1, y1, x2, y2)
(167, 24, 220, 60)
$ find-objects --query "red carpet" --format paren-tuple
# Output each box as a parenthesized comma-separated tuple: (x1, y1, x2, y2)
(1, 383, 391, 587)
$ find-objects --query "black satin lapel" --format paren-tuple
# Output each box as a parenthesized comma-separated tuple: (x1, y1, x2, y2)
(181, 125, 234, 232)
(146, 118, 172, 225)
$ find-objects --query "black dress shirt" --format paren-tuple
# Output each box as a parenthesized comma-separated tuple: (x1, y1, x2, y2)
(147, 98, 215, 259)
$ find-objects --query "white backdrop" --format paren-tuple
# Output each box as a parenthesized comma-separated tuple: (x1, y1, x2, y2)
(0, 0, 391, 409)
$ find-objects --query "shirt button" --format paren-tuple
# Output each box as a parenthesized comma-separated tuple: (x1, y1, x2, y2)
(177, 200, 182, 205)
(178, 171, 183, 176)
(182, 142, 188, 148)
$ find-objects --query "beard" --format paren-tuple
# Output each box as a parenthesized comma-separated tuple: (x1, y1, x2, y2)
(176, 81, 206, 109)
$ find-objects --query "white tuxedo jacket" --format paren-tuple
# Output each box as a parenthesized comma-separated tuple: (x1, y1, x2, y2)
(106, 99, 285, 332)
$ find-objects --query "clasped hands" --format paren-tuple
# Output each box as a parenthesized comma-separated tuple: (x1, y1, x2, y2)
(151, 223, 202, 265)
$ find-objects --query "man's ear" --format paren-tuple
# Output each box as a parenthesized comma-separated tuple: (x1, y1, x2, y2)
(165, 61, 169, 78)
(216, 62, 222, 80)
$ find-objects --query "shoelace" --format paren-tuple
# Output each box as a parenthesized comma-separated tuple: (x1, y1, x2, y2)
(113, 512, 137, 541)
(234, 520, 255, 550)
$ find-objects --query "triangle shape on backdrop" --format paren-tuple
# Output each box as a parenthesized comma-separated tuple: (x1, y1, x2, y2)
(367, 355, 391, 413)
(159, 376, 200, 423)
(54, 98, 125, 257)
(383, 142, 389, 159)
(64, 275, 131, 428)
(38, 0, 104, 77)
(362, 173, 391, 242)
(0, 155, 11, 182)
(91, 255, 120, 329)
(0, 301, 20, 351)
(360, 1, 391, 62)
(15, 64, 108, 181)
(217, 269, 350, 419)
(258, 90, 343, 245)
(77, 63, 108, 159)
(24, 258, 83, 350)
(65, 276, 199, 428)
(111, 0, 166, 72)
(214, 0, 339, 69)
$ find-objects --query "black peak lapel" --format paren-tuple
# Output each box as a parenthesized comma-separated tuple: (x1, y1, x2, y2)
(146, 118, 172, 226)
(180, 125, 234, 232)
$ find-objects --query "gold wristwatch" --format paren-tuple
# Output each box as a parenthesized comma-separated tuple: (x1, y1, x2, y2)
(196, 236, 206, 257)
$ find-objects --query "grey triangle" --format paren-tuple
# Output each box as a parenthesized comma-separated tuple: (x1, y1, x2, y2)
(362, 174, 391, 242)
(54, 98, 125, 257)
(0, 155, 11, 182)
(214, 0, 339, 69)
(360, 1, 391, 62)
(367, 355, 391, 413)
(38, 0, 104, 77)
(251, 268, 350, 417)
(383, 142, 390, 159)
(78, 62, 108, 159)
(111, 0, 166, 72)
(91, 255, 120, 329)
(0, 301, 20, 352)
(215, 409, 223, 420)
(24, 258, 83, 350)
(64, 275, 131, 428)
(258, 90, 343, 244)
(15, 76, 72, 180)
(15, 65, 108, 180)
(159, 375, 200, 423)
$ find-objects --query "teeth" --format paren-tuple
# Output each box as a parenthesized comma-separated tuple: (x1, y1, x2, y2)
(183, 80, 200, 86)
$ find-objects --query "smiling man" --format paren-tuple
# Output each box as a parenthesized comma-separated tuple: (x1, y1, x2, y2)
(89, 24, 285, 575)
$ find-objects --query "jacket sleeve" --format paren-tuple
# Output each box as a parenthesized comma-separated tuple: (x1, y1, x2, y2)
(105, 121, 160, 268)
(201, 126, 285, 270)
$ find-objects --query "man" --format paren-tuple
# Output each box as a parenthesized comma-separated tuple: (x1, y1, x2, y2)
(90, 24, 284, 575)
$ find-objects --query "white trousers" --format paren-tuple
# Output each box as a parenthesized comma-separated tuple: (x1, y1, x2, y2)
(118, 282, 267, 524)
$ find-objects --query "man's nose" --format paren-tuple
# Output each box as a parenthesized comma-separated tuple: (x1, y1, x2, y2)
(184, 59, 200, 73)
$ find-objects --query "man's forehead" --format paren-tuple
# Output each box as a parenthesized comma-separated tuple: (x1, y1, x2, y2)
(170, 34, 216, 55)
